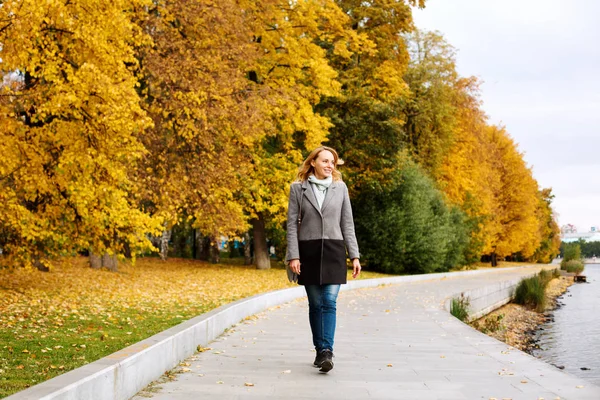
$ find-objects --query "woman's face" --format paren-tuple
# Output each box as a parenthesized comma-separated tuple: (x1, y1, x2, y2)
(311, 150, 335, 179)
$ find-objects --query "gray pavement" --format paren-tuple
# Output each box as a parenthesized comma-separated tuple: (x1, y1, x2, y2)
(133, 266, 600, 400)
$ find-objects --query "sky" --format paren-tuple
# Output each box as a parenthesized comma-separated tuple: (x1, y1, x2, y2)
(412, 0, 600, 233)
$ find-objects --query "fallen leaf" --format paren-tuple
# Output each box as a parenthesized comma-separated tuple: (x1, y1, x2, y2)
(244, 382, 254, 387)
(576, 385, 584, 389)
(521, 380, 528, 383)
(216, 380, 224, 384)
(387, 364, 393, 367)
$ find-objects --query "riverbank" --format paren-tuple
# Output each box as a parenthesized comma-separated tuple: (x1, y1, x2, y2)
(471, 274, 574, 352)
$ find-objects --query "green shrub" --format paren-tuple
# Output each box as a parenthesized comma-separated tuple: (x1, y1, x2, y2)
(450, 295, 470, 322)
(514, 274, 547, 312)
(354, 160, 471, 275)
(561, 259, 584, 275)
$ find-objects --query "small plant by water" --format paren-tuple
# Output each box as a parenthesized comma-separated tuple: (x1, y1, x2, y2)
(560, 243, 584, 275)
(450, 294, 470, 322)
(561, 259, 584, 275)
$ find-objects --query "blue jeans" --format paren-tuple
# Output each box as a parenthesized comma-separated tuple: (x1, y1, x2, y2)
(305, 284, 340, 352)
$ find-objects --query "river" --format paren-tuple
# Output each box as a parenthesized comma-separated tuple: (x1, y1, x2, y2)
(533, 264, 600, 386)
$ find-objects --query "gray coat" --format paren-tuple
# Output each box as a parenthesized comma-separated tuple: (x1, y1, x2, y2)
(286, 179, 360, 285)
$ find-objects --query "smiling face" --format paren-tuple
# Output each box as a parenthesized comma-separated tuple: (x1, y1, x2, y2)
(311, 150, 335, 180)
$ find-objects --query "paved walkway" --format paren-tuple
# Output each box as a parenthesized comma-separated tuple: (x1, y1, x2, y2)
(133, 267, 600, 400)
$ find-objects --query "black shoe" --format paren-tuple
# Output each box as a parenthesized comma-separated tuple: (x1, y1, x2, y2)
(319, 349, 334, 373)
(313, 350, 327, 367)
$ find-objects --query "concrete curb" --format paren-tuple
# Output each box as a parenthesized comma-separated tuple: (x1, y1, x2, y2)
(6, 266, 544, 400)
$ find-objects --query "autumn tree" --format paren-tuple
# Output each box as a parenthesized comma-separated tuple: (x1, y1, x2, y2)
(131, 0, 269, 260)
(238, 0, 370, 269)
(401, 29, 461, 176)
(484, 126, 542, 263)
(437, 76, 501, 263)
(0, 0, 160, 269)
(321, 0, 424, 193)
(532, 188, 561, 263)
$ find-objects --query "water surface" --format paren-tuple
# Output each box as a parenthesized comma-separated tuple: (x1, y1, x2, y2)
(533, 264, 600, 386)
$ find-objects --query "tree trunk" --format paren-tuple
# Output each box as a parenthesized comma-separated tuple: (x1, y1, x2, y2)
(491, 252, 498, 267)
(160, 228, 171, 261)
(90, 251, 118, 271)
(90, 251, 102, 269)
(209, 236, 220, 264)
(33, 256, 50, 272)
(102, 253, 118, 272)
(244, 231, 252, 265)
(196, 235, 211, 261)
(252, 213, 270, 270)
(192, 228, 197, 259)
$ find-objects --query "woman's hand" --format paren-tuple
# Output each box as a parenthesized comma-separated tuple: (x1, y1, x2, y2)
(352, 258, 361, 279)
(289, 259, 301, 275)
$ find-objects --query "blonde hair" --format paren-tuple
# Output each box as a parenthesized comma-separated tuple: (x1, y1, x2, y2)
(296, 146, 344, 182)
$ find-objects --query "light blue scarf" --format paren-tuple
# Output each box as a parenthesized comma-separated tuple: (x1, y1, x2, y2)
(308, 175, 332, 209)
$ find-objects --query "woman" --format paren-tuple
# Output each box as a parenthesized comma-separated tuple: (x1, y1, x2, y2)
(286, 146, 361, 373)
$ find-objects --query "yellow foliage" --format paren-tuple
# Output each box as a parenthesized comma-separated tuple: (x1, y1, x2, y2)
(239, 0, 358, 229)
(132, 0, 267, 236)
(0, 0, 160, 267)
(439, 77, 557, 261)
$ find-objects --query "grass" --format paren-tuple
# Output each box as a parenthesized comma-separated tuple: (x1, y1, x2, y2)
(0, 256, 389, 398)
(450, 294, 470, 322)
(513, 269, 560, 312)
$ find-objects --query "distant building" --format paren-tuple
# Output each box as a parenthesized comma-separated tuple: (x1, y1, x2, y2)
(561, 231, 600, 243)
(561, 224, 577, 234)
